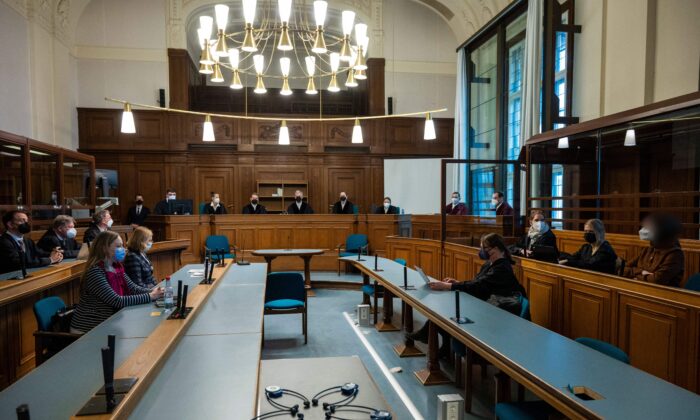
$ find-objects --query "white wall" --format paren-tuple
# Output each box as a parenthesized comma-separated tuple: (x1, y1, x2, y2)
(0, 2, 32, 138)
(384, 158, 457, 214)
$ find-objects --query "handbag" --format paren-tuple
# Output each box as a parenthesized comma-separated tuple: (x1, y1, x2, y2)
(486, 293, 522, 316)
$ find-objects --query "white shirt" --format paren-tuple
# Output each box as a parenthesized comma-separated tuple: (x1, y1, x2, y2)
(136, 205, 142, 214)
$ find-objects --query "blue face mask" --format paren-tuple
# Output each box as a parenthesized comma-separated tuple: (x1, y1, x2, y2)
(145, 242, 153, 252)
(114, 246, 126, 262)
(478, 248, 490, 260)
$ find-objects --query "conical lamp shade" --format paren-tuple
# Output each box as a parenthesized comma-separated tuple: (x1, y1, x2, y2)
(279, 121, 290, 145)
(328, 74, 340, 92)
(203, 115, 215, 141)
(306, 77, 317, 95)
(624, 129, 636, 146)
(121, 103, 136, 134)
(254, 75, 267, 94)
(352, 119, 363, 144)
(423, 114, 436, 140)
(230, 69, 243, 89)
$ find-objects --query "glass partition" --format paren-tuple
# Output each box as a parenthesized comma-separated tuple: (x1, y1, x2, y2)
(0, 142, 24, 206)
(29, 148, 59, 221)
(64, 156, 94, 220)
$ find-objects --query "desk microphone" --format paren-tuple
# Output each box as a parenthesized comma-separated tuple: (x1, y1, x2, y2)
(356, 245, 366, 262)
(19, 249, 27, 279)
(374, 254, 383, 271)
(207, 256, 215, 283)
(451, 290, 473, 324)
(238, 239, 250, 265)
(218, 248, 225, 267)
(179, 285, 189, 317)
(101, 347, 116, 410)
(203, 256, 210, 284)
(175, 280, 183, 312)
(16, 404, 30, 420)
(400, 266, 414, 290)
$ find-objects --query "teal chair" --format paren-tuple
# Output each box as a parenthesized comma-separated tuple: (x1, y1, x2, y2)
(205, 235, 234, 262)
(264, 272, 308, 344)
(199, 202, 207, 214)
(353, 204, 359, 214)
(33, 297, 79, 366)
(685, 273, 700, 292)
(337, 234, 369, 276)
(361, 258, 406, 324)
(494, 337, 629, 419)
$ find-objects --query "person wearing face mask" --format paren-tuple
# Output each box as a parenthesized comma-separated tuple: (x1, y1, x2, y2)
(374, 197, 398, 214)
(124, 227, 158, 288)
(126, 194, 150, 227)
(622, 214, 684, 287)
(0, 210, 63, 274)
(509, 210, 559, 261)
(287, 190, 314, 214)
(558, 219, 617, 274)
(206, 192, 228, 215)
(83, 209, 113, 245)
(70, 231, 163, 333)
(154, 188, 177, 215)
(444, 192, 468, 215)
(38, 215, 81, 259)
(491, 191, 513, 216)
(332, 192, 355, 214)
(242, 193, 268, 214)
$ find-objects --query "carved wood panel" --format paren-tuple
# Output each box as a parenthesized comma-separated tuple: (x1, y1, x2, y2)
(562, 279, 612, 342)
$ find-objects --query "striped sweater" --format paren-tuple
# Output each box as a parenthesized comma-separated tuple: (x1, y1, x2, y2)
(70, 264, 153, 333)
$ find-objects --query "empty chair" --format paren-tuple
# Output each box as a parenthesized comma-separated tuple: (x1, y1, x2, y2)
(685, 273, 700, 291)
(33, 296, 80, 366)
(263, 272, 308, 344)
(337, 234, 369, 275)
(198, 202, 207, 214)
(204, 235, 234, 262)
(575, 337, 630, 364)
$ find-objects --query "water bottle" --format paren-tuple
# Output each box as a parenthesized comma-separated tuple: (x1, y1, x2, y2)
(164, 276, 174, 311)
(400, 208, 405, 215)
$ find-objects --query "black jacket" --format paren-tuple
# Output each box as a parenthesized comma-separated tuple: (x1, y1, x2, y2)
(451, 258, 526, 301)
(154, 200, 170, 215)
(124, 250, 157, 288)
(563, 241, 618, 274)
(374, 205, 398, 215)
(332, 200, 355, 214)
(287, 201, 314, 214)
(126, 205, 150, 226)
(511, 229, 559, 262)
(205, 203, 227, 215)
(0, 232, 51, 274)
(37, 229, 80, 259)
(242, 203, 267, 214)
(83, 223, 104, 245)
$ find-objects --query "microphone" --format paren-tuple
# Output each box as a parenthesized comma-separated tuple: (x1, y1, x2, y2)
(403, 266, 408, 289)
(356, 245, 366, 262)
(451, 290, 472, 324)
(208, 256, 215, 283)
(238, 239, 250, 265)
(203, 256, 210, 284)
(19, 249, 27, 279)
(175, 280, 183, 312)
(101, 347, 116, 410)
(374, 254, 382, 271)
(179, 285, 189, 318)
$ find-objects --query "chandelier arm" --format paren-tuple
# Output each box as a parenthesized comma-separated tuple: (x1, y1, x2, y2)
(106, 97, 446, 122)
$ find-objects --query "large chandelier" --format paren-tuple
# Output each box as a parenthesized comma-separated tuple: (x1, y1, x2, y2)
(196, 0, 369, 95)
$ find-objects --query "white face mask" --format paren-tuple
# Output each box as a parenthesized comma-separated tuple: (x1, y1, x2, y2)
(491, 199, 499, 206)
(451, 197, 459, 205)
(213, 198, 220, 205)
(531, 220, 543, 232)
(639, 227, 653, 241)
(383, 202, 390, 209)
(106, 219, 114, 228)
(66, 228, 77, 239)
(145, 241, 153, 252)
(167, 194, 176, 201)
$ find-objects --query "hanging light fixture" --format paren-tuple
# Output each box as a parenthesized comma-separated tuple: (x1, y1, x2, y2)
(352, 118, 363, 143)
(339, 11, 355, 62)
(279, 120, 290, 145)
(198, 20, 214, 66)
(242, 0, 258, 52)
(354, 69, 366, 80)
(312, 0, 328, 53)
(280, 57, 292, 96)
(558, 136, 569, 149)
(353, 23, 368, 70)
(305, 56, 317, 95)
(120, 103, 136, 134)
(328, 52, 340, 92)
(229, 48, 243, 89)
(423, 113, 436, 140)
(211, 62, 224, 83)
(278, 0, 293, 51)
(203, 115, 215, 141)
(254, 54, 266, 94)
(624, 128, 636, 146)
(345, 69, 358, 87)
(214, 4, 229, 57)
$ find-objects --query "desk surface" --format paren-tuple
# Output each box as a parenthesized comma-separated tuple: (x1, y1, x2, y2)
(345, 256, 700, 420)
(252, 249, 325, 256)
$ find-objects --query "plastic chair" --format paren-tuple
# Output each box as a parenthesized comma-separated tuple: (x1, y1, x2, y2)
(337, 234, 369, 275)
(684, 273, 700, 291)
(205, 235, 234, 262)
(33, 296, 80, 366)
(263, 272, 308, 344)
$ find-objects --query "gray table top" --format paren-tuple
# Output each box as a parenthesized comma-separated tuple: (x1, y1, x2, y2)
(252, 249, 325, 256)
(344, 256, 700, 420)
(0, 258, 79, 281)
(257, 357, 392, 420)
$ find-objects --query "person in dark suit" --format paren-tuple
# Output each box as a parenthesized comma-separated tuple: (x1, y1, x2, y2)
(124, 226, 157, 288)
(510, 210, 559, 262)
(205, 192, 227, 215)
(559, 219, 617, 274)
(126, 194, 150, 227)
(375, 197, 399, 214)
(37, 215, 81, 259)
(491, 191, 514, 216)
(242, 193, 267, 214)
(444, 192, 468, 215)
(154, 189, 177, 215)
(287, 190, 314, 214)
(332, 192, 355, 214)
(0, 210, 63, 274)
(83, 209, 113, 245)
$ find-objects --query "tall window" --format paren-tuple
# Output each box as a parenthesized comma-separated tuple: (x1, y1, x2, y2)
(472, 168, 495, 215)
(553, 31, 567, 129)
(505, 14, 526, 203)
(551, 164, 563, 229)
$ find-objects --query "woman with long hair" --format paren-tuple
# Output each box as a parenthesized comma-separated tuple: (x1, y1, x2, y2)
(559, 219, 617, 274)
(124, 226, 157, 288)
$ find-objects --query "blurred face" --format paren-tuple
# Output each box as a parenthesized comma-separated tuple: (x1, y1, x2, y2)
(295, 191, 303, 201)
(8, 213, 29, 233)
(340, 192, 347, 201)
(384, 199, 391, 207)
(135, 195, 143, 204)
(167, 192, 176, 200)
(250, 194, 259, 203)
(101, 212, 112, 227)
(492, 193, 502, 203)
(107, 237, 123, 259)
(57, 221, 75, 236)
(144, 234, 153, 248)
(532, 213, 545, 223)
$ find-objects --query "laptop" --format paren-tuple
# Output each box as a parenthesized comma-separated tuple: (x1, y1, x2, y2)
(414, 266, 438, 286)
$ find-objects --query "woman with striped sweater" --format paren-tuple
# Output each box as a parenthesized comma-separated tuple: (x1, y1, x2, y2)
(70, 231, 163, 333)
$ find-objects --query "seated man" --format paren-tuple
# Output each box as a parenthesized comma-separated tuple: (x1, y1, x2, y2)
(444, 191, 468, 215)
(332, 192, 355, 214)
(38, 215, 81, 259)
(510, 210, 559, 262)
(492, 191, 514, 216)
(287, 190, 314, 214)
(83, 209, 113, 245)
(242, 193, 267, 214)
(206, 192, 227, 215)
(126, 194, 150, 227)
(559, 219, 617, 274)
(375, 197, 398, 214)
(154, 188, 177, 215)
(0, 210, 63, 274)
(623, 214, 684, 287)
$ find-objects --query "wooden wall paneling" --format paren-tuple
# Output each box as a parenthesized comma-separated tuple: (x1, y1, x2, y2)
(323, 120, 357, 147)
(370, 161, 384, 210)
(366, 58, 385, 116)
(0, 305, 11, 389)
(453, 251, 475, 281)
(562, 278, 612, 342)
(78, 109, 121, 150)
(168, 49, 191, 110)
(385, 118, 418, 155)
(253, 120, 306, 146)
(135, 164, 165, 216)
(327, 167, 366, 213)
(415, 245, 439, 278)
(522, 268, 561, 331)
(193, 167, 235, 210)
(132, 112, 169, 150)
(308, 163, 324, 214)
(238, 164, 256, 210)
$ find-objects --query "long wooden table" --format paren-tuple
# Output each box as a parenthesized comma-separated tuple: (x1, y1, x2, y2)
(345, 256, 700, 419)
(385, 236, 700, 394)
(0, 239, 189, 390)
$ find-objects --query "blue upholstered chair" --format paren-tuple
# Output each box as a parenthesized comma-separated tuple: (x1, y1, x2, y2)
(361, 258, 406, 324)
(494, 337, 630, 419)
(352, 204, 359, 214)
(263, 272, 308, 344)
(199, 202, 207, 214)
(337, 234, 369, 276)
(33, 296, 79, 366)
(205, 235, 234, 262)
(684, 273, 700, 292)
